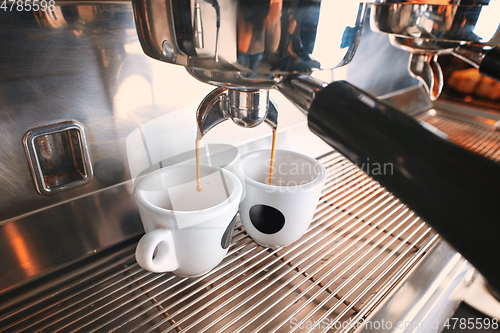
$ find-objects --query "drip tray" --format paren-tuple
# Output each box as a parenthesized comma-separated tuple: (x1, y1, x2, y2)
(419, 111, 500, 162)
(0, 151, 437, 333)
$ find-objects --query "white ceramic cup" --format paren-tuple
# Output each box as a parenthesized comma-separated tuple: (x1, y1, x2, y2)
(134, 164, 242, 277)
(239, 149, 326, 248)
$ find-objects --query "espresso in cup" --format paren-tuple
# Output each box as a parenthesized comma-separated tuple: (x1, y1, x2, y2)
(239, 150, 326, 248)
(134, 164, 242, 277)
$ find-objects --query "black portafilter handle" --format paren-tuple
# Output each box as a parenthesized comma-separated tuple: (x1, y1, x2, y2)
(479, 46, 500, 82)
(307, 80, 500, 295)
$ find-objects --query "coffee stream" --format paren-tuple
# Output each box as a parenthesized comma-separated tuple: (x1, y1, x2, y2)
(195, 128, 277, 191)
(196, 138, 203, 192)
(269, 129, 277, 185)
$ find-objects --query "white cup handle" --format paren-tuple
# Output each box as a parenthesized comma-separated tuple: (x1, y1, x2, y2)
(135, 229, 179, 273)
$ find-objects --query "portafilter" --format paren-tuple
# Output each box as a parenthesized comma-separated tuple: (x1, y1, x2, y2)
(132, 0, 500, 296)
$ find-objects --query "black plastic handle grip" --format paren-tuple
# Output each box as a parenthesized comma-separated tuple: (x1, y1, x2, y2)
(479, 46, 500, 81)
(308, 80, 500, 294)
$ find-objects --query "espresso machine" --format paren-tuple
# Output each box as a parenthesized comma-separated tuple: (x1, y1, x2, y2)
(1, 0, 500, 331)
(132, 0, 500, 295)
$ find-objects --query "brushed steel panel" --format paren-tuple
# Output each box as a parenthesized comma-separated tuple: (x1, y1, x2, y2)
(0, 181, 143, 295)
(0, 4, 139, 221)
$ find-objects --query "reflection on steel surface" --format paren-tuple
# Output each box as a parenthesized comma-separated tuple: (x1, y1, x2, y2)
(2, 222, 41, 280)
(0, 181, 144, 295)
(370, 2, 499, 42)
(359, 242, 472, 333)
(132, 0, 367, 88)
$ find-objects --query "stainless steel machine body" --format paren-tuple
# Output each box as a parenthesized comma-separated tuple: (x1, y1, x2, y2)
(0, 1, 499, 332)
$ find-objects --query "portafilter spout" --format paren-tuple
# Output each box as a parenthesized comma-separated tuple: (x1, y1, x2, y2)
(408, 53, 443, 102)
(196, 88, 278, 139)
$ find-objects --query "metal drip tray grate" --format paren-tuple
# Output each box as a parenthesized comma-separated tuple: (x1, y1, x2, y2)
(0, 152, 437, 333)
(419, 112, 500, 162)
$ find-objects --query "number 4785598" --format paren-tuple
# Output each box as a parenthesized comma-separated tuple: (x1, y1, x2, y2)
(1, 0, 55, 11)
(443, 317, 499, 330)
